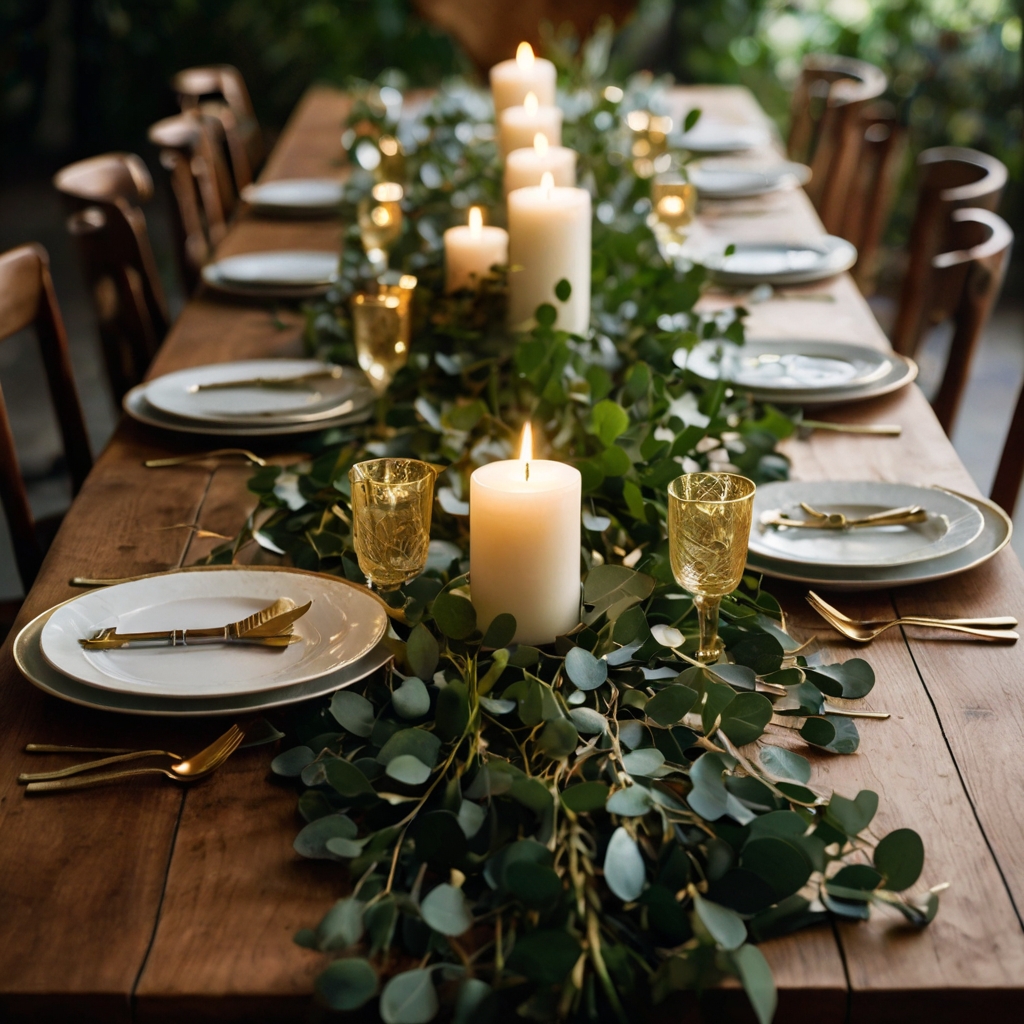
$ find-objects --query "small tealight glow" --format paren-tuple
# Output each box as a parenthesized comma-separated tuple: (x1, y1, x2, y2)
(371, 205, 392, 226)
(533, 132, 548, 156)
(603, 85, 624, 103)
(399, 274, 418, 290)
(516, 42, 535, 68)
(379, 135, 399, 156)
(524, 91, 538, 115)
(469, 206, 483, 238)
(626, 110, 650, 132)
(658, 195, 686, 217)
(372, 182, 404, 202)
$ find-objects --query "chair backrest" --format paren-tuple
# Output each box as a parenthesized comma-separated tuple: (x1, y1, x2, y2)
(53, 153, 170, 401)
(0, 244, 93, 589)
(788, 54, 888, 236)
(891, 146, 1008, 356)
(173, 64, 264, 191)
(841, 102, 907, 293)
(927, 208, 1013, 435)
(148, 112, 234, 293)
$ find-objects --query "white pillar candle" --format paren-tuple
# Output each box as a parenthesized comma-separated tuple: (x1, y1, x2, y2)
(490, 42, 556, 117)
(470, 424, 582, 646)
(499, 92, 562, 158)
(504, 133, 577, 195)
(443, 207, 509, 293)
(508, 172, 591, 334)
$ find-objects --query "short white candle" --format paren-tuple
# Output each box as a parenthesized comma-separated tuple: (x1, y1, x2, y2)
(504, 133, 577, 195)
(470, 424, 582, 645)
(443, 207, 509, 293)
(508, 172, 591, 334)
(490, 42, 556, 117)
(499, 92, 562, 158)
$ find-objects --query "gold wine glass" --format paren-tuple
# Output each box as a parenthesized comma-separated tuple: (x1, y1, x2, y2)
(349, 458, 437, 592)
(358, 182, 404, 272)
(651, 175, 697, 256)
(667, 472, 756, 662)
(351, 289, 410, 394)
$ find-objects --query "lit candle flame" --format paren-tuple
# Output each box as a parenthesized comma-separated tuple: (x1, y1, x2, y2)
(533, 132, 548, 156)
(519, 422, 533, 480)
(523, 91, 538, 115)
(540, 170, 554, 198)
(469, 206, 483, 238)
(516, 42, 535, 69)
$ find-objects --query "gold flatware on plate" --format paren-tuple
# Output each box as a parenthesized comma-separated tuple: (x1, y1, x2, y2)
(78, 597, 311, 650)
(187, 367, 344, 392)
(807, 591, 1019, 643)
(70, 576, 142, 588)
(144, 448, 268, 468)
(23, 725, 246, 792)
(761, 503, 927, 530)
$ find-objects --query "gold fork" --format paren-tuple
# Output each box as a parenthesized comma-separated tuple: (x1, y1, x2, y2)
(144, 448, 268, 468)
(23, 725, 246, 792)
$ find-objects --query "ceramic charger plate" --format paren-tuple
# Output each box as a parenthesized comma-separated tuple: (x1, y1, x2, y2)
(749, 480, 985, 568)
(240, 178, 344, 216)
(746, 489, 1011, 590)
(202, 250, 339, 298)
(702, 236, 858, 286)
(39, 567, 389, 698)
(678, 120, 772, 153)
(688, 161, 811, 199)
(143, 360, 375, 426)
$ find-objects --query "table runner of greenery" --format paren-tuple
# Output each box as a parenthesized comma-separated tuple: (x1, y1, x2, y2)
(212, 58, 938, 1024)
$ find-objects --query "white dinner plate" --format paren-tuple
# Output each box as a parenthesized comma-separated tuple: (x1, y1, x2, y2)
(123, 384, 372, 437)
(17, 602, 391, 717)
(144, 360, 374, 426)
(746, 488, 1010, 590)
(202, 251, 339, 298)
(689, 161, 811, 199)
(241, 178, 344, 216)
(40, 567, 388, 698)
(749, 481, 985, 568)
(702, 236, 857, 286)
(678, 120, 772, 153)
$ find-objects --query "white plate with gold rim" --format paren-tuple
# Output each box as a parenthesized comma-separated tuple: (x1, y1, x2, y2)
(702, 236, 857, 286)
(39, 567, 388, 698)
(690, 161, 811, 199)
(241, 178, 344, 216)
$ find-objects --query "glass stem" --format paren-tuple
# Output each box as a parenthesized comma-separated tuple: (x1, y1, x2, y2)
(694, 594, 722, 662)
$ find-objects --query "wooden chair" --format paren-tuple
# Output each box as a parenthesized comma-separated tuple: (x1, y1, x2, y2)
(53, 153, 170, 401)
(891, 147, 1008, 356)
(0, 244, 92, 591)
(924, 208, 1013, 436)
(173, 65, 264, 192)
(148, 112, 235, 293)
(991, 375, 1024, 518)
(788, 54, 888, 237)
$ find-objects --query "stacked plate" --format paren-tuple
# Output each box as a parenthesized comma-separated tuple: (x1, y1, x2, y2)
(124, 359, 375, 437)
(241, 178, 344, 218)
(678, 120, 772, 153)
(202, 250, 340, 298)
(15, 567, 391, 716)
(677, 338, 917, 407)
(747, 481, 1012, 591)
(689, 160, 811, 199)
(701, 236, 857, 286)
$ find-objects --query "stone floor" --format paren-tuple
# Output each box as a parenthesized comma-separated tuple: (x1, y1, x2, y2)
(0, 179, 1021, 600)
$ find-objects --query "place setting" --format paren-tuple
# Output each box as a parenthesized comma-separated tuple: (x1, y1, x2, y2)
(240, 177, 345, 217)
(201, 250, 342, 298)
(700, 234, 859, 286)
(688, 158, 812, 199)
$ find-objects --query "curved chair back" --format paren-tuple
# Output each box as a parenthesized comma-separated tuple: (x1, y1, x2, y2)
(173, 64, 264, 191)
(53, 153, 169, 400)
(892, 147, 1008, 356)
(788, 54, 887, 235)
(0, 244, 92, 589)
(927, 208, 1013, 436)
(148, 112, 234, 293)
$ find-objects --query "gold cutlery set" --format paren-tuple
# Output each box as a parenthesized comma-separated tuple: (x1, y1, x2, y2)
(761, 502, 927, 530)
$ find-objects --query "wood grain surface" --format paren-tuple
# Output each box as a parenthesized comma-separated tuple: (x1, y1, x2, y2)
(1, 84, 1022, 1021)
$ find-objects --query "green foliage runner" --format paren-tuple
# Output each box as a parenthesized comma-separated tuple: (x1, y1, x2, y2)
(215, 53, 938, 1023)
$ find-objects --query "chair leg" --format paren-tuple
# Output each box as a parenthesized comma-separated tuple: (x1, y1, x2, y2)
(991, 382, 1024, 517)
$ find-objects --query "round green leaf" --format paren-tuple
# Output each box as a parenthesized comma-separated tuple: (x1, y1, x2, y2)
(435, 681, 470, 741)
(534, 302, 557, 327)
(622, 747, 665, 777)
(741, 837, 812, 900)
(554, 277, 572, 301)
(604, 826, 646, 901)
(377, 728, 442, 768)
(293, 814, 357, 860)
(592, 399, 630, 446)
(506, 860, 563, 908)
(380, 968, 439, 1024)
(316, 957, 378, 1011)
(807, 659, 875, 700)
(561, 781, 610, 813)
(316, 896, 365, 950)
(454, 979, 492, 1024)
(829, 864, 883, 894)
(271, 745, 315, 777)
(406, 623, 439, 680)
(330, 691, 375, 737)
(432, 592, 477, 639)
(506, 929, 581, 985)
(693, 891, 747, 950)
(569, 706, 607, 735)
(481, 612, 516, 649)
(385, 754, 432, 785)
(719, 691, 774, 746)
(480, 696, 515, 715)
(799, 717, 836, 748)
(874, 828, 925, 891)
(606, 784, 654, 816)
(457, 799, 486, 838)
(324, 758, 375, 798)
(645, 684, 698, 726)
(564, 647, 608, 690)
(420, 883, 473, 936)
(392, 677, 431, 719)
(758, 745, 811, 784)
(731, 943, 777, 1024)
(826, 790, 879, 836)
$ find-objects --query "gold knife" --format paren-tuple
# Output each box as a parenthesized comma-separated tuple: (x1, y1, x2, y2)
(188, 368, 344, 392)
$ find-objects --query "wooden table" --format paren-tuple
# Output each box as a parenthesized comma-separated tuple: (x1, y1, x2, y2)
(2, 85, 1023, 1023)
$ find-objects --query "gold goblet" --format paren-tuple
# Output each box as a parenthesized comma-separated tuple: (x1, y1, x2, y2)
(358, 182, 404, 272)
(651, 176, 697, 256)
(667, 472, 756, 662)
(349, 458, 437, 592)
(352, 289, 411, 394)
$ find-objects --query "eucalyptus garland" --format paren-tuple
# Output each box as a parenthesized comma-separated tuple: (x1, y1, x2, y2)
(211, 46, 938, 1024)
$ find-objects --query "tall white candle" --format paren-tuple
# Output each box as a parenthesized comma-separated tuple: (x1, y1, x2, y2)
(490, 42, 556, 117)
(504, 133, 577, 195)
(443, 207, 509, 293)
(508, 172, 591, 334)
(499, 92, 562, 157)
(470, 424, 582, 645)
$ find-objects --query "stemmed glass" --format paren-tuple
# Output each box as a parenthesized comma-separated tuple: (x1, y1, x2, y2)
(650, 175, 697, 257)
(351, 272, 416, 394)
(349, 459, 437, 592)
(357, 182, 404, 273)
(667, 472, 756, 662)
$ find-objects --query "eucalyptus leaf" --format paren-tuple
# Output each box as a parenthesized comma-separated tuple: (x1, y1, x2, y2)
(392, 676, 431, 719)
(330, 691, 375, 737)
(719, 691, 773, 745)
(693, 891, 747, 950)
(420, 883, 473, 936)
(621, 748, 666, 777)
(380, 968, 439, 1024)
(406, 622, 440, 680)
(731, 943, 777, 1024)
(645, 684, 698, 726)
(874, 828, 925, 891)
(564, 647, 608, 690)
(604, 827, 646, 901)
(385, 754, 432, 785)
(569, 706, 607, 734)
(481, 613, 516, 650)
(758, 745, 812, 784)
(457, 799, 486, 838)
(377, 729, 442, 768)
(454, 979, 492, 1024)
(293, 814, 357, 860)
(317, 896, 365, 950)
(432, 591, 476, 640)
(606, 785, 654, 816)
(316, 957, 378, 1011)
(271, 745, 315, 777)
(562, 781, 610, 813)
(827, 790, 879, 837)
(506, 929, 581, 986)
